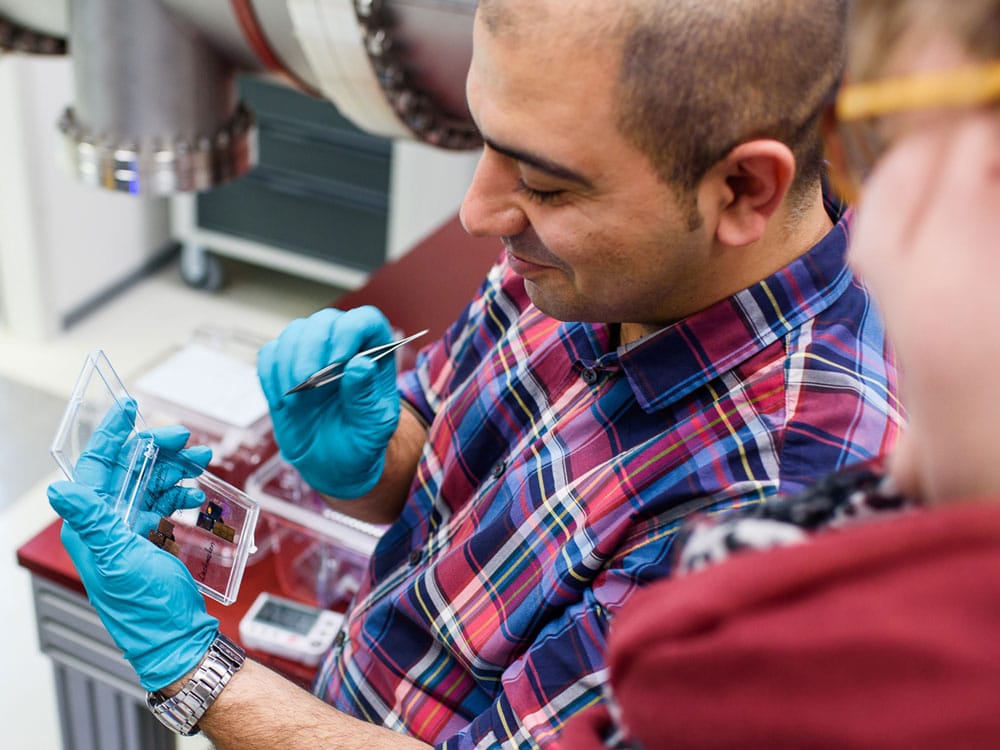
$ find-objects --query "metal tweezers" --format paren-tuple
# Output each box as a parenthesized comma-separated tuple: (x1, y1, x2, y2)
(284, 329, 429, 395)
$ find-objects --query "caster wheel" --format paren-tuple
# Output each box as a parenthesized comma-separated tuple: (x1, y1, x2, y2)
(180, 243, 227, 291)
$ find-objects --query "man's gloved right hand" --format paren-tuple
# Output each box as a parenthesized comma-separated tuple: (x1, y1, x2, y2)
(257, 305, 401, 498)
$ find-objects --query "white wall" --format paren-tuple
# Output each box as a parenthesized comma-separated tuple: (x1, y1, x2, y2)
(387, 139, 478, 260)
(0, 54, 171, 340)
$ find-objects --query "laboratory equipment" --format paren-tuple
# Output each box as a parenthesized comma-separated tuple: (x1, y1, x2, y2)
(0, 0, 480, 194)
(239, 592, 344, 667)
(2, 1, 482, 297)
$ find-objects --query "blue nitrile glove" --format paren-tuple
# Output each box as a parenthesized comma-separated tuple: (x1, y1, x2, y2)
(47, 400, 218, 692)
(257, 305, 401, 498)
(74, 398, 214, 534)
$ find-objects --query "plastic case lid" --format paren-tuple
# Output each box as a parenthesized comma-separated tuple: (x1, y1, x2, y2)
(50, 350, 260, 605)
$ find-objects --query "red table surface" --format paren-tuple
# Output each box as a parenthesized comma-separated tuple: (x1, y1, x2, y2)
(16, 518, 318, 690)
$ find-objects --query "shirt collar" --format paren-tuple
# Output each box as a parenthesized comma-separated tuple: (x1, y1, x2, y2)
(619, 199, 854, 413)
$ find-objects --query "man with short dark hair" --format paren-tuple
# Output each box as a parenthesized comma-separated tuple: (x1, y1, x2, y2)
(614, 0, 842, 212)
(47, 1, 902, 748)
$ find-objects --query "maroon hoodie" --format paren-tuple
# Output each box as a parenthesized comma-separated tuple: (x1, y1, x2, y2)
(556, 502, 1000, 749)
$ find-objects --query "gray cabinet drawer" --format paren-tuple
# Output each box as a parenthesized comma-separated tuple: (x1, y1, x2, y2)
(32, 578, 143, 699)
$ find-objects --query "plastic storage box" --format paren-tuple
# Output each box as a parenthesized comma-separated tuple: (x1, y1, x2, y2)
(130, 325, 279, 487)
(51, 349, 260, 605)
(245, 454, 386, 611)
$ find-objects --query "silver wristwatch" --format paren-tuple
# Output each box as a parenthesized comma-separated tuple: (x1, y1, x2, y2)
(146, 632, 246, 736)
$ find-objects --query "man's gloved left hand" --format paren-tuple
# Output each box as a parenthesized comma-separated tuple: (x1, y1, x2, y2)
(47, 401, 219, 692)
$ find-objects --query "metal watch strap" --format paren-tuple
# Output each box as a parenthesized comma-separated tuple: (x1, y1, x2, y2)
(146, 632, 246, 736)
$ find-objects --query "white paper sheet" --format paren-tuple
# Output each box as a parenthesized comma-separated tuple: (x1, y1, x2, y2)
(134, 343, 269, 429)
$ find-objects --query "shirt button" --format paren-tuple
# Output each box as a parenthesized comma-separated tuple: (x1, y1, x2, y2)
(491, 460, 507, 479)
(408, 548, 422, 565)
(581, 367, 598, 384)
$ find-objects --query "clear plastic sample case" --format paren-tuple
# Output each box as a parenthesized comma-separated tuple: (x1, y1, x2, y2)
(51, 350, 259, 605)
(246, 453, 385, 610)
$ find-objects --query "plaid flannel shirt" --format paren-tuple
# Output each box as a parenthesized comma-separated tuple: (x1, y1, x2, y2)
(313, 201, 903, 748)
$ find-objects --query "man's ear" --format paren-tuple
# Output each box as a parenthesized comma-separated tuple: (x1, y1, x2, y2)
(700, 140, 796, 247)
